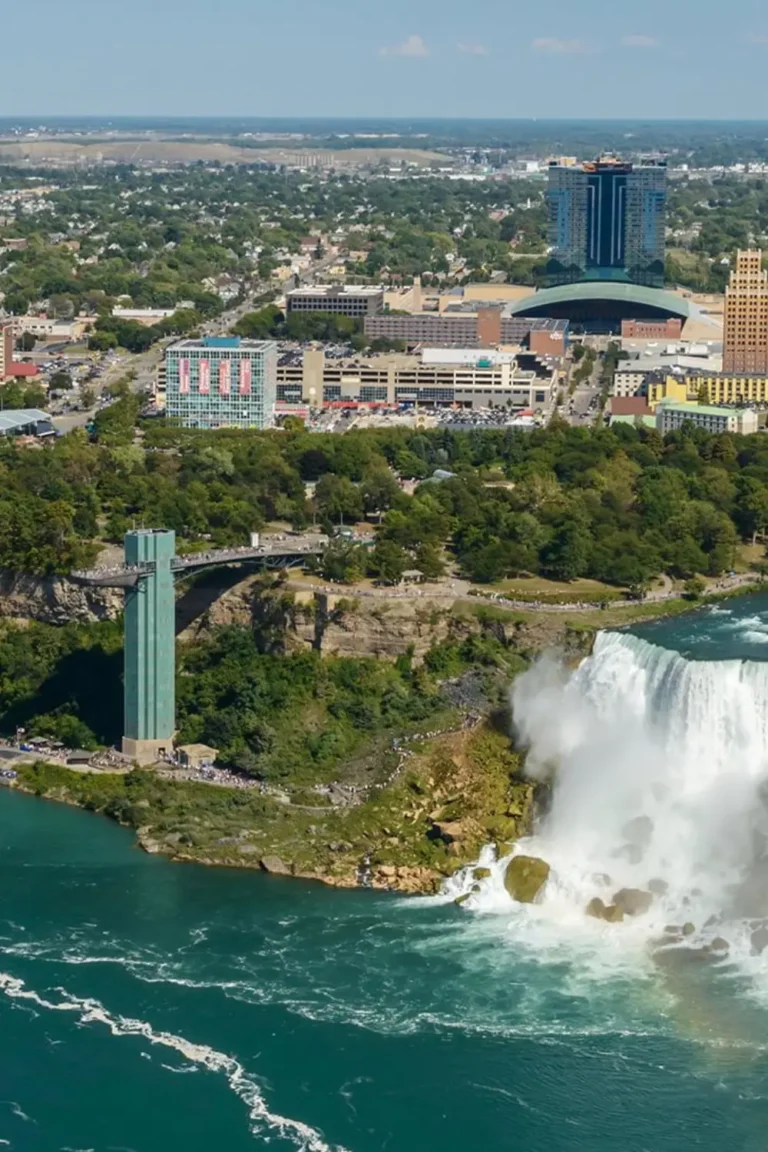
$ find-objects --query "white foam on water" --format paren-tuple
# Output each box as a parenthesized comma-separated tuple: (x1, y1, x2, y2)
(450, 632, 768, 988)
(0, 973, 351, 1152)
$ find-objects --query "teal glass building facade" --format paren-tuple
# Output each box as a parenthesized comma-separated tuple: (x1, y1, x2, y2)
(166, 336, 277, 429)
(546, 157, 666, 289)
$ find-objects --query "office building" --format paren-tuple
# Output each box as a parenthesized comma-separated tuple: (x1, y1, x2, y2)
(165, 336, 277, 429)
(276, 348, 558, 410)
(286, 285, 384, 317)
(722, 250, 768, 373)
(546, 155, 667, 288)
(364, 311, 569, 355)
(656, 401, 757, 436)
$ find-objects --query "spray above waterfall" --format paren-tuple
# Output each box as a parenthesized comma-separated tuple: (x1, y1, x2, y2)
(451, 622, 768, 969)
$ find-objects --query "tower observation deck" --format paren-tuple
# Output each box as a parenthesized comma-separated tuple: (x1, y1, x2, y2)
(72, 529, 328, 763)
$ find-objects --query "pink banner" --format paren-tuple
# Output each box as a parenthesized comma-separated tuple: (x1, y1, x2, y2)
(198, 359, 210, 395)
(218, 359, 231, 396)
(239, 357, 251, 395)
(179, 358, 190, 395)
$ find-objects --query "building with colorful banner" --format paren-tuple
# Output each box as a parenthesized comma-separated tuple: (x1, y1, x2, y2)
(165, 336, 277, 429)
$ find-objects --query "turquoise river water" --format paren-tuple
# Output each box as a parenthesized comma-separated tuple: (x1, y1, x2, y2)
(4, 596, 768, 1150)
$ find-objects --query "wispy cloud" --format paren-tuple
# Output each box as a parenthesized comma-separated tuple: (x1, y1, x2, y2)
(379, 34, 430, 58)
(531, 37, 594, 55)
(747, 30, 768, 44)
(457, 42, 488, 56)
(620, 34, 660, 48)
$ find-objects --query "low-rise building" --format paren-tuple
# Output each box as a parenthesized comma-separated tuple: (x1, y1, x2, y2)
(621, 318, 683, 340)
(364, 309, 569, 355)
(276, 347, 558, 410)
(656, 401, 758, 436)
(648, 372, 768, 409)
(112, 307, 177, 326)
(9, 316, 92, 341)
(286, 285, 384, 317)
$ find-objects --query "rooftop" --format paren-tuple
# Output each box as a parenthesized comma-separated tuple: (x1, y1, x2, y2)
(0, 408, 51, 433)
(5, 362, 40, 377)
(167, 337, 276, 352)
(288, 285, 383, 298)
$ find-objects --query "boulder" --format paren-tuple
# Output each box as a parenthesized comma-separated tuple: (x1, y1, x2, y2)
(682, 921, 696, 937)
(751, 925, 768, 955)
(473, 867, 491, 881)
(432, 820, 465, 845)
(612, 888, 653, 917)
(709, 936, 730, 953)
(260, 854, 291, 875)
(586, 897, 625, 923)
(504, 855, 550, 904)
(454, 893, 470, 907)
(648, 878, 669, 896)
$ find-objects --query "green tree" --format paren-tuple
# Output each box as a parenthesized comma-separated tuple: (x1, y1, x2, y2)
(368, 539, 408, 584)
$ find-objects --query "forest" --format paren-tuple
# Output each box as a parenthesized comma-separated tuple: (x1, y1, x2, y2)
(1, 407, 767, 596)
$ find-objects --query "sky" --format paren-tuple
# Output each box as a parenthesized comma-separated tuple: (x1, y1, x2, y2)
(3, 0, 768, 119)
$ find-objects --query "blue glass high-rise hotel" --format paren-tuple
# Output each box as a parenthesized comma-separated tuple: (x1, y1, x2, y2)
(165, 336, 277, 429)
(546, 156, 667, 289)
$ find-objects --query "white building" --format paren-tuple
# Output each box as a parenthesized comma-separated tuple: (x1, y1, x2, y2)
(656, 402, 758, 436)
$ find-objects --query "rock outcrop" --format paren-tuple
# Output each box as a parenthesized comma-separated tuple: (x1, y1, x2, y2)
(0, 571, 122, 625)
(504, 855, 550, 903)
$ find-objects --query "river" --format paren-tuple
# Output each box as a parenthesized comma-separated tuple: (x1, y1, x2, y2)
(2, 597, 768, 1150)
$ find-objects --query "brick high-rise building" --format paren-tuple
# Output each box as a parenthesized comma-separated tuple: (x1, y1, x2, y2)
(723, 250, 768, 374)
(0, 321, 13, 379)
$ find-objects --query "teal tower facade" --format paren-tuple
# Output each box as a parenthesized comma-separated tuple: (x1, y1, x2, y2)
(122, 529, 176, 763)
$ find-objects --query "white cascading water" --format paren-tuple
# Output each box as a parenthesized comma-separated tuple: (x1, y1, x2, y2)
(448, 631, 768, 973)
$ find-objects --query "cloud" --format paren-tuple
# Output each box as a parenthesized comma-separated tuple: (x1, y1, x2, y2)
(747, 31, 768, 44)
(531, 38, 593, 55)
(457, 42, 488, 56)
(379, 34, 430, 58)
(620, 34, 660, 48)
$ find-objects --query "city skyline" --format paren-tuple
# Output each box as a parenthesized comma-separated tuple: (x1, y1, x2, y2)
(3, 0, 768, 119)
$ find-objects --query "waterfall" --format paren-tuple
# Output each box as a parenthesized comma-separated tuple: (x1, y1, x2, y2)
(449, 631, 768, 965)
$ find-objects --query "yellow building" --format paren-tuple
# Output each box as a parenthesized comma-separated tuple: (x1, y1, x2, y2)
(648, 372, 768, 410)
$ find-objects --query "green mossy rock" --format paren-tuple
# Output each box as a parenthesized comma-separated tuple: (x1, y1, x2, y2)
(473, 867, 491, 881)
(504, 855, 550, 904)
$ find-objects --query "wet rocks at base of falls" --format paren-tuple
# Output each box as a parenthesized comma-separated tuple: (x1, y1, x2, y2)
(586, 897, 625, 923)
(613, 888, 654, 917)
(586, 887, 654, 924)
(503, 855, 550, 904)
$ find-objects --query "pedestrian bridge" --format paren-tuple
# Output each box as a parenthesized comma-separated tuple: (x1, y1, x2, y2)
(72, 534, 329, 588)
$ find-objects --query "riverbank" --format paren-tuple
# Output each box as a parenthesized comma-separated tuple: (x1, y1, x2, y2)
(9, 726, 535, 894)
(6, 587, 765, 893)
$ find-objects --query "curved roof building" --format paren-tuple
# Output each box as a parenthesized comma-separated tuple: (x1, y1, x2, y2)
(507, 282, 692, 326)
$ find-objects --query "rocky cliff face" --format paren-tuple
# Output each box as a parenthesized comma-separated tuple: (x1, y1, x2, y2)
(0, 571, 122, 625)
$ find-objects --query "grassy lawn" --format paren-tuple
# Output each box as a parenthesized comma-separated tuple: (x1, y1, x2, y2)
(475, 576, 624, 604)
